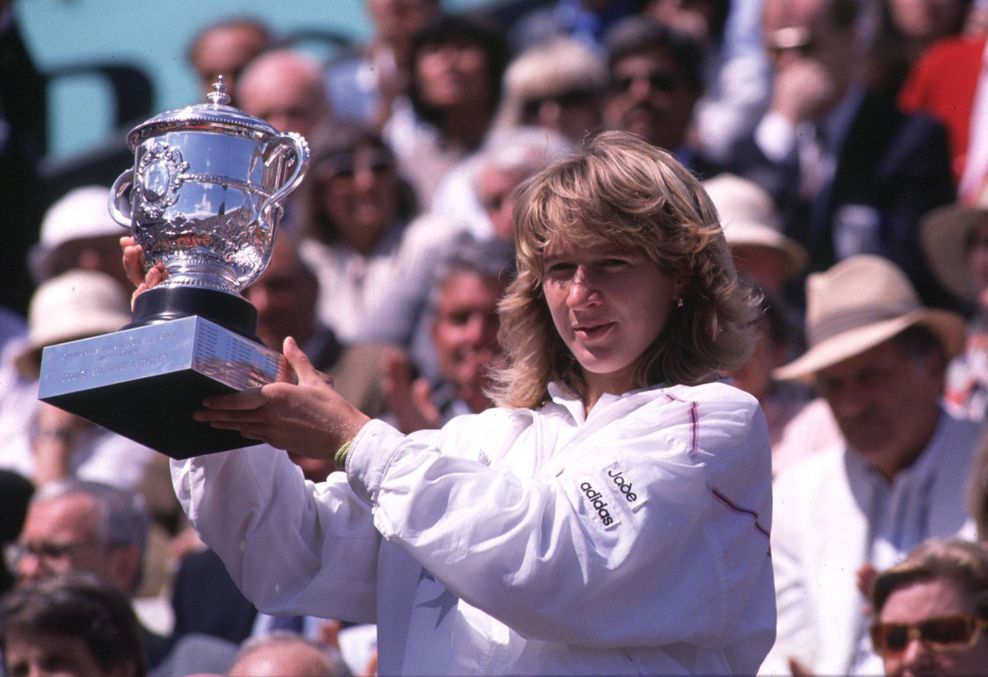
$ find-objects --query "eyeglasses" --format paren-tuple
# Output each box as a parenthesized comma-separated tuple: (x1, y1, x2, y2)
(522, 88, 598, 118)
(3, 540, 96, 571)
(611, 71, 681, 95)
(870, 615, 988, 656)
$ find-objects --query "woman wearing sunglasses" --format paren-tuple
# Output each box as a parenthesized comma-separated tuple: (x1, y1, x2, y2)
(870, 538, 988, 676)
(296, 125, 456, 344)
(125, 131, 775, 675)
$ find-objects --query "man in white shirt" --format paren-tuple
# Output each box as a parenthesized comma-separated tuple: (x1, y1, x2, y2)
(761, 255, 980, 675)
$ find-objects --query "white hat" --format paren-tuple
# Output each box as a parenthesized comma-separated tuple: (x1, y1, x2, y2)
(773, 254, 965, 382)
(30, 186, 122, 283)
(703, 173, 808, 278)
(15, 270, 132, 378)
(919, 182, 988, 300)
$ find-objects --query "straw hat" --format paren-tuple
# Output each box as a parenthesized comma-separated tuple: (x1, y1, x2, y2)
(703, 173, 808, 278)
(773, 254, 966, 382)
(29, 186, 121, 283)
(15, 270, 132, 378)
(920, 182, 988, 300)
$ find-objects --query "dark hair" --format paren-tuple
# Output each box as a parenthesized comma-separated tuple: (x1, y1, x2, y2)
(0, 571, 146, 676)
(827, 0, 861, 32)
(185, 16, 272, 66)
(304, 124, 418, 244)
(604, 16, 706, 93)
(408, 13, 510, 130)
(749, 281, 804, 356)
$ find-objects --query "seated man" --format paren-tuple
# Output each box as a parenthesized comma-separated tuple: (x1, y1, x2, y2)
(382, 235, 516, 433)
(7, 479, 169, 670)
(763, 254, 981, 675)
(869, 538, 988, 676)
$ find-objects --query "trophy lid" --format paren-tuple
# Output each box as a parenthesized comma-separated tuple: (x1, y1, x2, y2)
(126, 78, 279, 149)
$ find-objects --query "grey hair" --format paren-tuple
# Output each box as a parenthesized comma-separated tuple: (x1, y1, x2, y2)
(32, 479, 149, 590)
(473, 126, 576, 190)
(426, 235, 517, 316)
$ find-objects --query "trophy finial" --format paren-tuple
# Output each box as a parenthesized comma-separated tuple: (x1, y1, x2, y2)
(207, 76, 231, 106)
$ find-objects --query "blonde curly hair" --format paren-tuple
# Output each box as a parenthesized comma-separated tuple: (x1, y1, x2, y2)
(489, 131, 759, 409)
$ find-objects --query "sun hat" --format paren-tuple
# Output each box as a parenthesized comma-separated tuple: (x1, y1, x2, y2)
(773, 254, 966, 382)
(919, 181, 988, 300)
(15, 270, 132, 379)
(29, 186, 121, 284)
(703, 173, 808, 278)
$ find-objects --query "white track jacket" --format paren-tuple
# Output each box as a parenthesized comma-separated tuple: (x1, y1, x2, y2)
(172, 381, 776, 675)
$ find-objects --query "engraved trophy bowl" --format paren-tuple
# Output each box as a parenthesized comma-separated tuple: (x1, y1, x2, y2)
(37, 80, 308, 458)
(109, 79, 309, 339)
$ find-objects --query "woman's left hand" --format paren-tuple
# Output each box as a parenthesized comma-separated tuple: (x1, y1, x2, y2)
(193, 337, 370, 459)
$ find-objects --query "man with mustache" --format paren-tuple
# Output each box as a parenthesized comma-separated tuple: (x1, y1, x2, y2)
(761, 254, 981, 675)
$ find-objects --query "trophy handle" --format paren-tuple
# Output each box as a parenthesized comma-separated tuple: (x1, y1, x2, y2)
(109, 168, 135, 227)
(259, 132, 310, 226)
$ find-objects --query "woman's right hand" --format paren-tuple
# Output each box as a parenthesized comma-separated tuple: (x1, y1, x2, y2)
(120, 236, 168, 309)
(193, 337, 371, 458)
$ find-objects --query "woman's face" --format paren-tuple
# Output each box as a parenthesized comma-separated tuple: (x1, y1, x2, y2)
(542, 238, 678, 397)
(319, 144, 399, 252)
(416, 39, 490, 108)
(877, 577, 988, 677)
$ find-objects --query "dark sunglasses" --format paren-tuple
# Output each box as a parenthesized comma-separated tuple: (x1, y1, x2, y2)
(870, 614, 988, 655)
(522, 88, 598, 117)
(611, 71, 681, 95)
(317, 150, 394, 180)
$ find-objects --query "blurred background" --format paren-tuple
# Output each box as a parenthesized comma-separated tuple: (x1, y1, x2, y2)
(20, 0, 514, 174)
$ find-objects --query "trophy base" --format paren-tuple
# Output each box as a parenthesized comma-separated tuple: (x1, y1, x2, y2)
(38, 316, 287, 459)
(129, 285, 260, 342)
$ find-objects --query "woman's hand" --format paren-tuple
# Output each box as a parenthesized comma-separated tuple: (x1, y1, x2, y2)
(193, 337, 371, 459)
(120, 236, 167, 308)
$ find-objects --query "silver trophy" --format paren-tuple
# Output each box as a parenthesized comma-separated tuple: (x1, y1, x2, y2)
(38, 80, 310, 457)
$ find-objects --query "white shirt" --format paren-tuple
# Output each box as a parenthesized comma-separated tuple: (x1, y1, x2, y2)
(300, 212, 457, 343)
(762, 409, 980, 676)
(172, 380, 776, 675)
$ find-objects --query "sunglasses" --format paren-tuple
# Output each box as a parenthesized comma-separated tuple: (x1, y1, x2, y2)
(870, 614, 988, 656)
(317, 150, 394, 180)
(522, 88, 598, 117)
(611, 71, 681, 95)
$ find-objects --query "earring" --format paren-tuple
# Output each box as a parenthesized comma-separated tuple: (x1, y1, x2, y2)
(676, 298, 684, 308)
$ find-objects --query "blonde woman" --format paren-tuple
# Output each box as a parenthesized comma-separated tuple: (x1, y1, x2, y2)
(125, 131, 775, 675)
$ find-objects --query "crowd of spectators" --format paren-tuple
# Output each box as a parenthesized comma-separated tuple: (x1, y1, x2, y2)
(3, 0, 988, 674)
